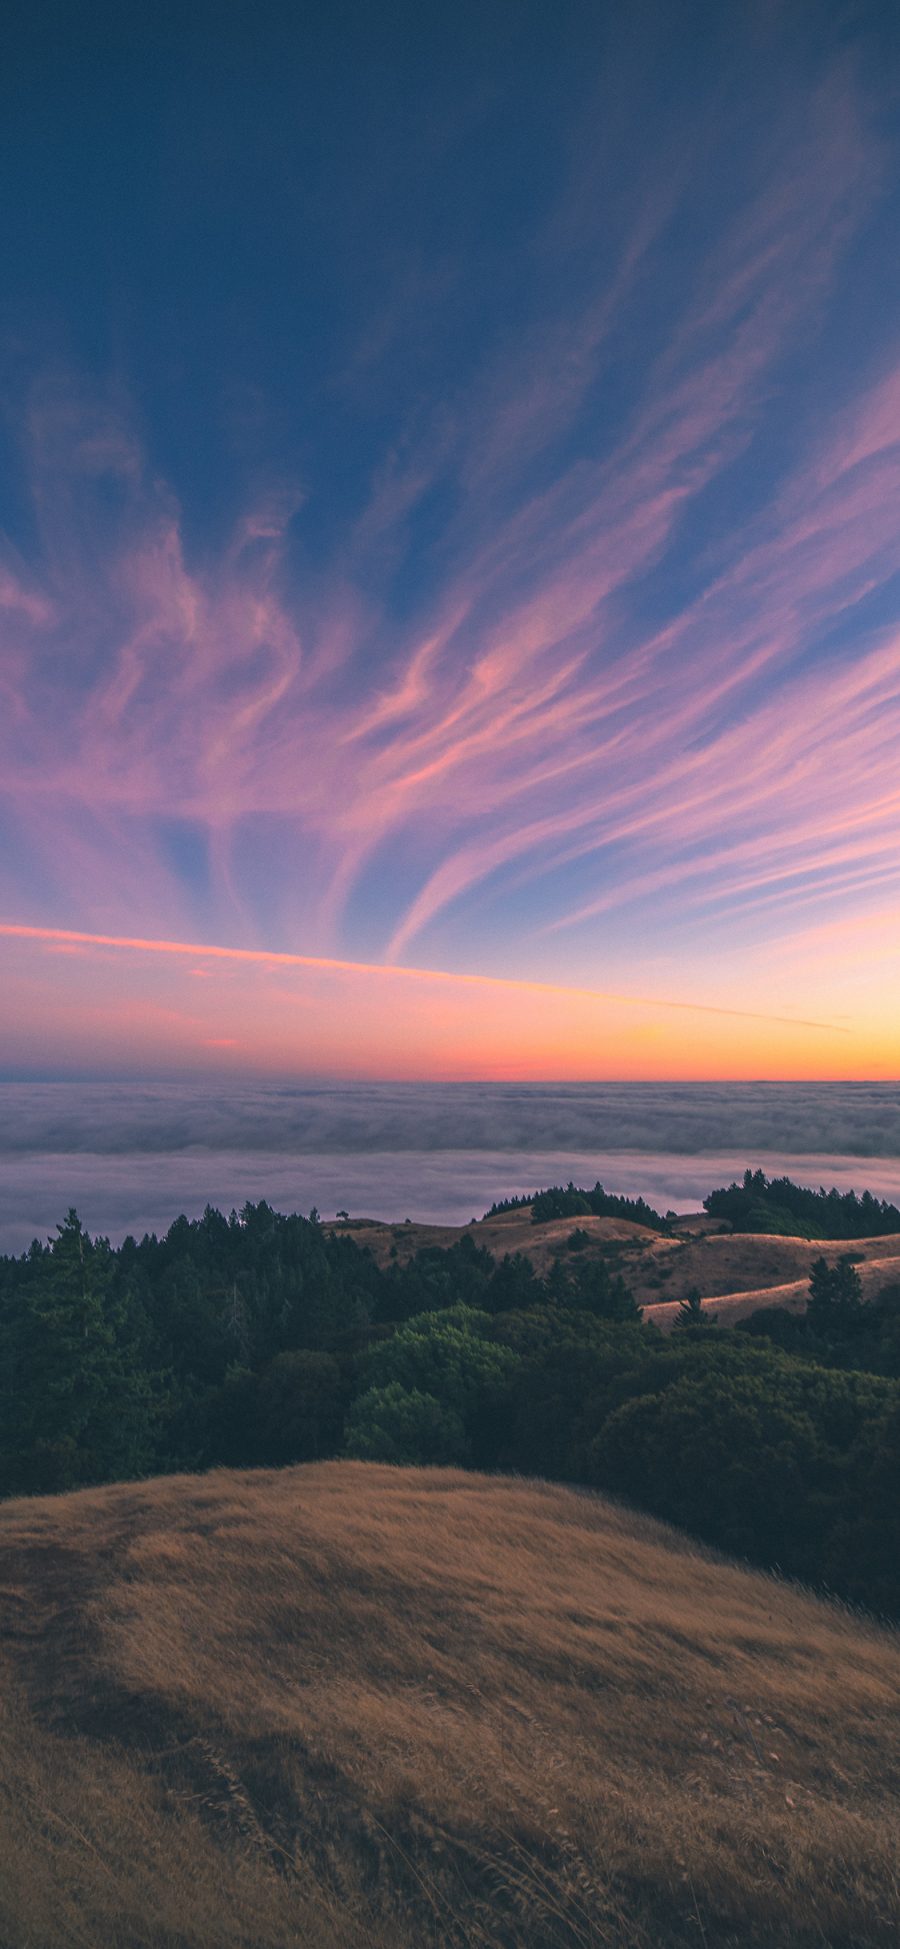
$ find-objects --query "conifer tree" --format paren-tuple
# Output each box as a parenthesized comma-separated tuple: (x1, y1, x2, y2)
(2, 1210, 158, 1495)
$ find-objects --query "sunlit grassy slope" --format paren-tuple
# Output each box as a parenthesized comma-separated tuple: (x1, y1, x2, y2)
(334, 1210, 900, 1325)
(2, 1463, 899, 1947)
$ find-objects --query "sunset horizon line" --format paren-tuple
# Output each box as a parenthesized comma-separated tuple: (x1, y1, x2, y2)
(0, 920, 849, 1037)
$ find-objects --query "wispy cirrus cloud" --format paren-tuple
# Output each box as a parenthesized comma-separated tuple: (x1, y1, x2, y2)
(0, 19, 898, 1081)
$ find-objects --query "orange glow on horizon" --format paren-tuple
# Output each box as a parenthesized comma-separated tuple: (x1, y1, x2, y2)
(0, 922, 847, 1030)
(0, 919, 895, 1082)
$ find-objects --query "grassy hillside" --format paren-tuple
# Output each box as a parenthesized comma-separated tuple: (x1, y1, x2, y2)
(2, 1463, 899, 1947)
(332, 1209, 900, 1323)
(641, 1245, 900, 1327)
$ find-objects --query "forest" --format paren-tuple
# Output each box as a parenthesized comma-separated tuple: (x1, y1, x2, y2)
(2, 1184, 899, 1621)
(485, 1182, 672, 1228)
(703, 1166, 900, 1236)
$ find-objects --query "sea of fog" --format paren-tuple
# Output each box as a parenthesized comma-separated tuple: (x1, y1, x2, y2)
(0, 1080, 898, 1252)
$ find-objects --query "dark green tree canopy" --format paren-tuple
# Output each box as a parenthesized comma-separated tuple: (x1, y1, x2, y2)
(705, 1168, 900, 1239)
(3, 1197, 900, 1621)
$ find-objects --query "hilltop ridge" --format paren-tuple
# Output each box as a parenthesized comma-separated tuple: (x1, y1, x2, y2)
(329, 1205, 900, 1324)
(2, 1462, 900, 1947)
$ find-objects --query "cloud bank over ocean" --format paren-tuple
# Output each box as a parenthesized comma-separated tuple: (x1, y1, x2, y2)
(1, 1080, 897, 1159)
(0, 1081, 897, 1251)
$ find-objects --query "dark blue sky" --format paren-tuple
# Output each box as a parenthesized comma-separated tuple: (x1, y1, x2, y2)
(1, 0, 900, 1077)
(4, 2, 893, 558)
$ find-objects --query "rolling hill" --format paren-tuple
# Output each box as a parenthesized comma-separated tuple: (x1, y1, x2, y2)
(2, 1462, 899, 1947)
(331, 1208, 900, 1329)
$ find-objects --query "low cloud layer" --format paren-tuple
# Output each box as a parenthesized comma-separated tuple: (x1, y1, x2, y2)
(0, 1080, 898, 1251)
(1, 1079, 898, 1160)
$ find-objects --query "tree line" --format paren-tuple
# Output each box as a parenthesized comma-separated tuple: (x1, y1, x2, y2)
(704, 1166, 900, 1237)
(483, 1182, 670, 1229)
(486, 1169, 900, 1238)
(2, 1199, 899, 1620)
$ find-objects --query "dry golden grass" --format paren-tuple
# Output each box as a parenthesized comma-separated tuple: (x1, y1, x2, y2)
(636, 1233, 900, 1321)
(331, 1209, 656, 1275)
(643, 1252, 900, 1329)
(2, 1463, 900, 1946)
(333, 1210, 900, 1326)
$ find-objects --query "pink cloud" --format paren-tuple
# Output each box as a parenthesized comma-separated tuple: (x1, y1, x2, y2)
(0, 51, 896, 1019)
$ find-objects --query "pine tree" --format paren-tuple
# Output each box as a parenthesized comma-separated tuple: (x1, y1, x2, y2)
(807, 1255, 865, 1337)
(674, 1287, 708, 1329)
(3, 1210, 159, 1495)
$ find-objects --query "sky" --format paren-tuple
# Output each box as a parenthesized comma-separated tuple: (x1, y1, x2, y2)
(1, 0, 899, 1081)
